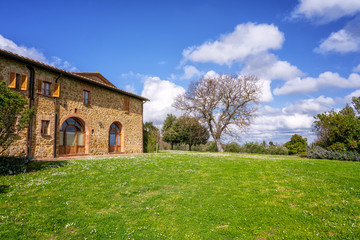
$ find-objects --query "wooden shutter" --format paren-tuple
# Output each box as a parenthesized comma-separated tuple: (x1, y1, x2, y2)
(124, 97, 130, 113)
(53, 83, 60, 97)
(88, 91, 91, 104)
(20, 75, 28, 90)
(37, 79, 43, 94)
(8, 72, 16, 88)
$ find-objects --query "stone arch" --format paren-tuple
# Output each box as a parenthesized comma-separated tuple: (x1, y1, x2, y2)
(108, 121, 125, 153)
(58, 114, 90, 155)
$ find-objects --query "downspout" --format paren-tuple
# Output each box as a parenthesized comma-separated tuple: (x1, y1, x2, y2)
(26, 65, 35, 158)
(53, 74, 62, 158)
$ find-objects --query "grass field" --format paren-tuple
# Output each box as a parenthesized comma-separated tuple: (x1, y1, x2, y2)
(1, 151, 360, 239)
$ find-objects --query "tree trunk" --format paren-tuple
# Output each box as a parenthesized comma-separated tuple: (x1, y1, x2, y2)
(171, 142, 173, 150)
(189, 144, 192, 151)
(215, 138, 223, 152)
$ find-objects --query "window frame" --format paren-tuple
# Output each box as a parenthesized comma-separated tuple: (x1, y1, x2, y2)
(41, 120, 50, 136)
(83, 90, 90, 105)
(41, 81, 52, 96)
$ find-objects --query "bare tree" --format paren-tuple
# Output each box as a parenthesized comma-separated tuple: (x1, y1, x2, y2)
(173, 74, 261, 152)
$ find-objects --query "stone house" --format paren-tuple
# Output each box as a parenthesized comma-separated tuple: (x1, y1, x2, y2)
(0, 49, 148, 158)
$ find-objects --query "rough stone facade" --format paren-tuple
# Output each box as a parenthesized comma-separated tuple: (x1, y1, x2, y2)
(0, 50, 147, 159)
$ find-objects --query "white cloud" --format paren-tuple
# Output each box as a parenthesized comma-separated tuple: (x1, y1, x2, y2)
(203, 70, 219, 78)
(345, 89, 360, 102)
(282, 96, 335, 115)
(181, 65, 202, 79)
(258, 79, 273, 103)
(242, 53, 303, 81)
(124, 84, 136, 93)
(182, 23, 284, 66)
(315, 29, 360, 53)
(354, 64, 360, 72)
(274, 72, 360, 95)
(0, 34, 47, 62)
(141, 77, 185, 126)
(0, 34, 77, 71)
(291, 0, 360, 23)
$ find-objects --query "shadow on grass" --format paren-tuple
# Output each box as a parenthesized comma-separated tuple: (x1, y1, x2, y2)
(26, 160, 70, 173)
(0, 185, 10, 194)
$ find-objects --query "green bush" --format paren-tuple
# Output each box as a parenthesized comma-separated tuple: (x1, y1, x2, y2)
(224, 142, 244, 153)
(244, 142, 265, 154)
(285, 134, 307, 155)
(205, 142, 218, 152)
(265, 145, 289, 155)
(307, 145, 360, 161)
(0, 155, 33, 175)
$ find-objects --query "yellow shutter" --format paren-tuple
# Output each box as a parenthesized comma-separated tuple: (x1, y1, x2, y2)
(8, 72, 16, 88)
(53, 83, 60, 97)
(20, 75, 28, 90)
(37, 80, 43, 94)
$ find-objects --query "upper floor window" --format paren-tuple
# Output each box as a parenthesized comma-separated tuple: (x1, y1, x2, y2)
(83, 90, 90, 105)
(42, 81, 52, 96)
(8, 72, 27, 90)
(37, 79, 60, 97)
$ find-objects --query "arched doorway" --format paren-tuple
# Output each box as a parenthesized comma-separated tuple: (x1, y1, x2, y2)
(59, 117, 85, 155)
(109, 122, 122, 153)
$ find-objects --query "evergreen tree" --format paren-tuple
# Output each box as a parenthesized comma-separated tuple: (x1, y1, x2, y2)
(161, 114, 179, 150)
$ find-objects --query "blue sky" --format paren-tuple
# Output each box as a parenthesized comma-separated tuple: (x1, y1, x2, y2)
(1, 0, 360, 144)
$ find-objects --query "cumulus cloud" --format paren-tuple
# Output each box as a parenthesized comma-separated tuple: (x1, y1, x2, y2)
(282, 96, 335, 115)
(242, 53, 303, 81)
(181, 65, 202, 79)
(274, 72, 360, 95)
(0, 34, 77, 71)
(0, 34, 47, 62)
(291, 0, 360, 23)
(345, 89, 360, 102)
(242, 106, 315, 144)
(141, 77, 185, 126)
(315, 17, 360, 54)
(354, 63, 360, 72)
(241, 96, 337, 144)
(182, 23, 284, 66)
(203, 70, 219, 78)
(315, 29, 360, 54)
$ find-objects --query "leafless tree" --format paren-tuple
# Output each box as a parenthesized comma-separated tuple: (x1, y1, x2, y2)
(173, 74, 261, 152)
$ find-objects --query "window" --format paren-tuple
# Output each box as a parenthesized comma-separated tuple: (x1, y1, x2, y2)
(8, 72, 27, 90)
(41, 120, 50, 135)
(83, 90, 90, 105)
(42, 82, 51, 96)
(37, 79, 60, 97)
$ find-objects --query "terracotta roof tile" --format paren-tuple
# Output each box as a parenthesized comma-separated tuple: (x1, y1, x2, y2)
(0, 49, 148, 101)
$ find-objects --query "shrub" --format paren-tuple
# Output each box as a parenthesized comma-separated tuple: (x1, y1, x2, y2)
(266, 145, 289, 155)
(244, 142, 265, 154)
(307, 145, 360, 161)
(328, 142, 347, 152)
(224, 142, 243, 153)
(205, 141, 218, 152)
(0, 155, 33, 175)
(285, 134, 307, 155)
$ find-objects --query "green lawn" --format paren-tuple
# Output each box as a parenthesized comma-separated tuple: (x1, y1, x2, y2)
(1, 151, 360, 239)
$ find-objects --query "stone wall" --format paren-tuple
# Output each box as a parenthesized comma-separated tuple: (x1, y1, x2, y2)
(0, 55, 144, 158)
